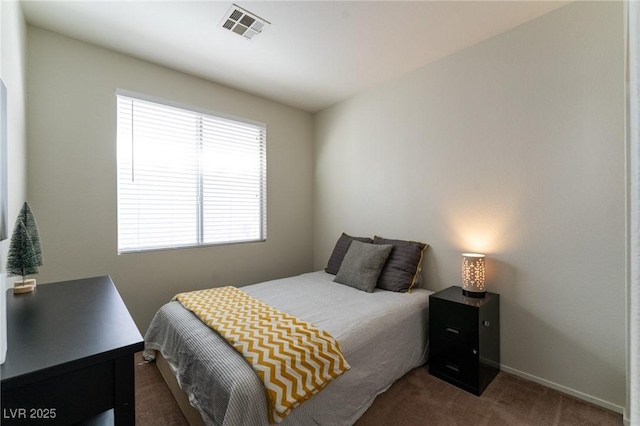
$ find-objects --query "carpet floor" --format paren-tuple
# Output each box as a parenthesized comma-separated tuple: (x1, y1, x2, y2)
(134, 353, 623, 426)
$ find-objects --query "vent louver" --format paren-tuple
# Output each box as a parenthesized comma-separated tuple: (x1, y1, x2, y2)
(219, 4, 270, 40)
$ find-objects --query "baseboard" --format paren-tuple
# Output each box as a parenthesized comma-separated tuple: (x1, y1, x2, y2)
(500, 364, 625, 415)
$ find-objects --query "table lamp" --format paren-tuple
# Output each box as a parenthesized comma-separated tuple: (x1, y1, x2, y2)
(462, 253, 486, 298)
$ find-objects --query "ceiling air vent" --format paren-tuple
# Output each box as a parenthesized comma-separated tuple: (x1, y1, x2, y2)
(220, 4, 270, 40)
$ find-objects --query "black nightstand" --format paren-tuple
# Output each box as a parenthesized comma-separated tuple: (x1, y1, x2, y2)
(429, 286, 500, 396)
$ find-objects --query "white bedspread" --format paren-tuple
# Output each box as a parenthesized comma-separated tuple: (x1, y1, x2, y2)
(144, 271, 432, 426)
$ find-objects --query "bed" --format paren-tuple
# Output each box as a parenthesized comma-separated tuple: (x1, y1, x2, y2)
(144, 269, 432, 426)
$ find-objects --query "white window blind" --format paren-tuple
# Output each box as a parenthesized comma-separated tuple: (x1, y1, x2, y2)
(116, 92, 266, 253)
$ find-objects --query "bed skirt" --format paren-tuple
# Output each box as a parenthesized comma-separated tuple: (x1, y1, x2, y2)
(156, 352, 206, 426)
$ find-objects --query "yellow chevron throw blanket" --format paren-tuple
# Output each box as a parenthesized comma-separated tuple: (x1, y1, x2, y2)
(173, 286, 350, 424)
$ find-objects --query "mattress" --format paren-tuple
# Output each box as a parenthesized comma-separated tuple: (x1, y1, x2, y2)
(144, 271, 432, 426)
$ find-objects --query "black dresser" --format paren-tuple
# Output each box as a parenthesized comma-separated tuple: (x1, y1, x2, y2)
(429, 286, 500, 396)
(1, 276, 144, 425)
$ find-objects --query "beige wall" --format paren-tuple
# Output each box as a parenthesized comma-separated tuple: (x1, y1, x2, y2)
(314, 1, 625, 411)
(27, 27, 315, 332)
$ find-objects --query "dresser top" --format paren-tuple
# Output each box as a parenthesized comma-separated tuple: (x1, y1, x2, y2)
(1, 276, 143, 389)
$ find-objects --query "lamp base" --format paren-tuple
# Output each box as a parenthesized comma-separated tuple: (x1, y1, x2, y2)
(13, 279, 36, 294)
(462, 289, 486, 298)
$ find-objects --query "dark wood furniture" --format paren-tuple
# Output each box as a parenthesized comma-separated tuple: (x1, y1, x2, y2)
(429, 286, 500, 396)
(1, 276, 144, 425)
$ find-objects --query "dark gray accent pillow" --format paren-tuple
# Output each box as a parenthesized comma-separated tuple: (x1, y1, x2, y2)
(325, 233, 374, 275)
(334, 240, 393, 293)
(374, 236, 428, 292)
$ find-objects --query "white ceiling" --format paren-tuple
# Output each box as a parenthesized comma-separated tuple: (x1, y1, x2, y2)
(20, 1, 570, 112)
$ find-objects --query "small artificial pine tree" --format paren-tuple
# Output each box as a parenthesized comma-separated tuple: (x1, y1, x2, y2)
(5, 202, 43, 286)
(6, 220, 39, 282)
(17, 201, 43, 266)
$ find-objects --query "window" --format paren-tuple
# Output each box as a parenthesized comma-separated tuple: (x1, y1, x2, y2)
(116, 91, 266, 253)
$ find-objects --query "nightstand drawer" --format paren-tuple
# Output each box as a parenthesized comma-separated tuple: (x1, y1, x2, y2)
(430, 339, 479, 390)
(430, 320, 473, 345)
(430, 300, 478, 344)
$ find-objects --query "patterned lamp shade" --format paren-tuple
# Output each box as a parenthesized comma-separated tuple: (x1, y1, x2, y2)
(462, 253, 486, 298)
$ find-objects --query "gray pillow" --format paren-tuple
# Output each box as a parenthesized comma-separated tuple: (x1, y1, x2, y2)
(374, 236, 428, 292)
(334, 240, 393, 292)
(325, 233, 374, 275)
